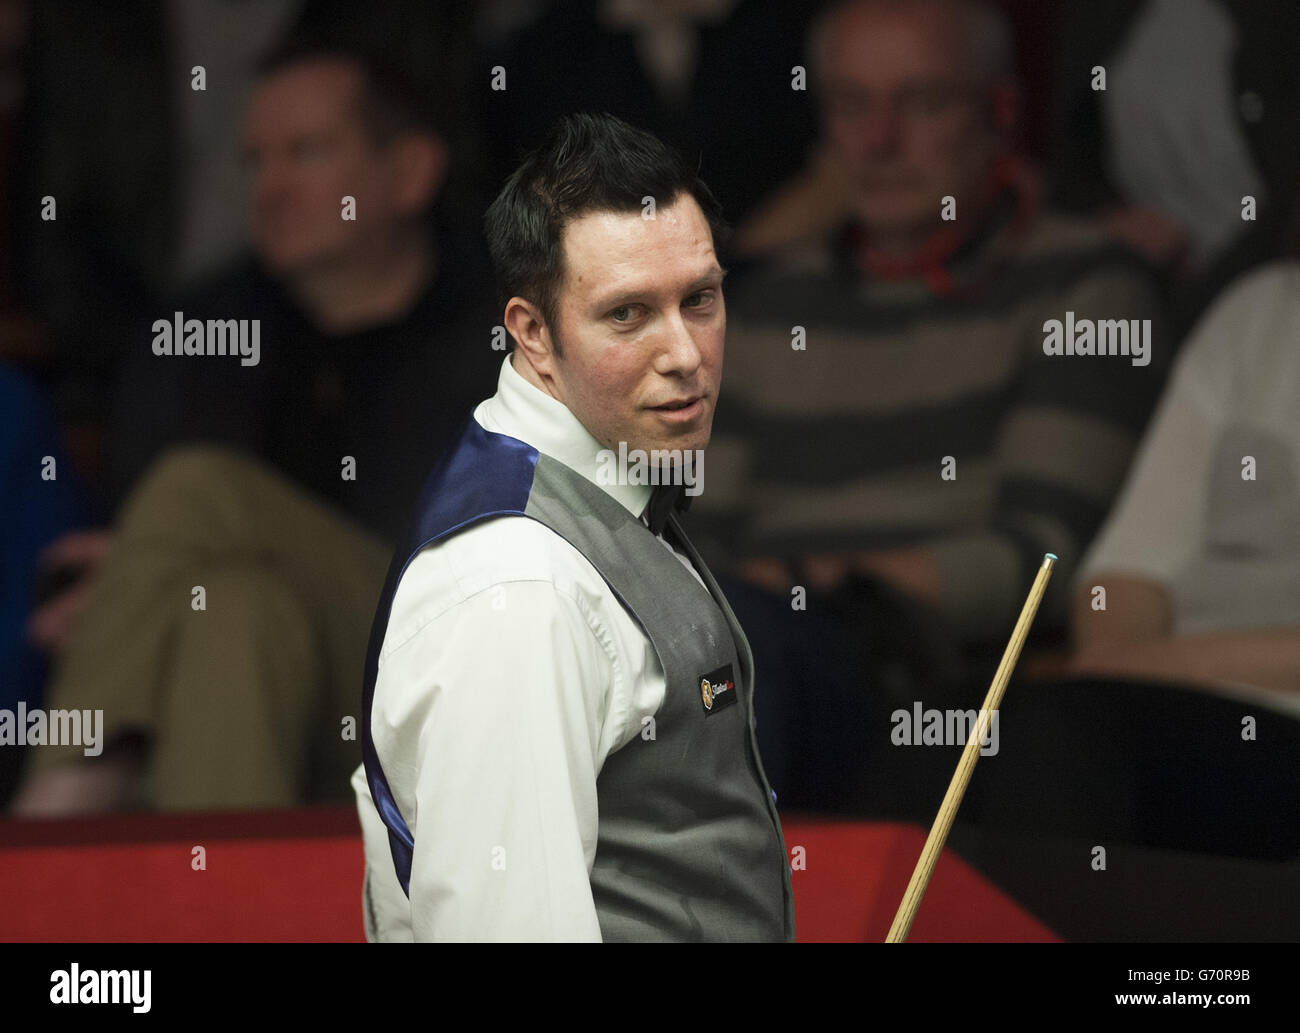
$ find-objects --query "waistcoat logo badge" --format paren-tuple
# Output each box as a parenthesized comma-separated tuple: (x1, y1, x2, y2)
(699, 664, 737, 716)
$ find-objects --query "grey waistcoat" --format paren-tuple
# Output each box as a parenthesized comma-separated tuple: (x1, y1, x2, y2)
(362, 419, 795, 942)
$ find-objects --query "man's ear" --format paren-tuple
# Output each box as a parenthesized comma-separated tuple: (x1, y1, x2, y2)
(504, 297, 562, 391)
(391, 131, 447, 215)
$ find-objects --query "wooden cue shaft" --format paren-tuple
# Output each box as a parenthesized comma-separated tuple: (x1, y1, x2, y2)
(884, 552, 1057, 943)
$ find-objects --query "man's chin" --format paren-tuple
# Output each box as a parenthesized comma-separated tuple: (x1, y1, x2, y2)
(612, 427, 709, 494)
(255, 246, 309, 278)
(631, 427, 711, 459)
(255, 239, 338, 279)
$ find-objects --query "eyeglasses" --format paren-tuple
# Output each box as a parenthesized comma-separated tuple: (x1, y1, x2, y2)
(821, 81, 979, 123)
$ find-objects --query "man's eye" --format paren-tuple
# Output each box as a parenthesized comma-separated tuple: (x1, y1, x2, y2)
(827, 92, 869, 119)
(611, 305, 636, 322)
(684, 291, 713, 308)
(899, 86, 960, 117)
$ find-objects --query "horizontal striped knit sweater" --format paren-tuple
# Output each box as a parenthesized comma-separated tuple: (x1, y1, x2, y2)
(694, 205, 1171, 644)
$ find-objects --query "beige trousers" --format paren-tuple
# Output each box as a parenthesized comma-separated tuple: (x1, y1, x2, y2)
(28, 445, 392, 810)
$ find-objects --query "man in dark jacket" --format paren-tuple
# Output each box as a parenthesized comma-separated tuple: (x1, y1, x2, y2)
(13, 40, 498, 815)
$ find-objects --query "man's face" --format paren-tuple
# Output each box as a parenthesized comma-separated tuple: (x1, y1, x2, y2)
(818, 3, 1003, 239)
(546, 193, 726, 459)
(243, 58, 409, 276)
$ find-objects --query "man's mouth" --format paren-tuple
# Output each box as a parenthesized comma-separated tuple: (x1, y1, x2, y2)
(652, 396, 700, 411)
(649, 395, 705, 422)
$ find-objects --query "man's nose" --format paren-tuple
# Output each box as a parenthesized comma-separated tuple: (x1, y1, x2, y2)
(860, 101, 903, 157)
(253, 158, 293, 209)
(656, 311, 704, 377)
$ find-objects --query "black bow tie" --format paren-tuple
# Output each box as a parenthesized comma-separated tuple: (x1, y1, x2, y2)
(645, 482, 692, 536)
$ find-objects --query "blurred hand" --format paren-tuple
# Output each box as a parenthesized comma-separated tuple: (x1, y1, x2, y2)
(732, 140, 856, 258)
(1102, 205, 1192, 272)
(739, 546, 941, 607)
(26, 529, 114, 653)
(10, 750, 146, 817)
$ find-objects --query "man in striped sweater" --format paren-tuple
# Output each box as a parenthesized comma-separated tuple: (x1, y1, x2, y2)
(691, 0, 1170, 812)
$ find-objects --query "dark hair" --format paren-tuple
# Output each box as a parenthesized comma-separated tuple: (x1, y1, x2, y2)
(255, 36, 443, 145)
(483, 112, 730, 350)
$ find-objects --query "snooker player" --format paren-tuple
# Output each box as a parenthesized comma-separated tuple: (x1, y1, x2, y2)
(351, 113, 795, 942)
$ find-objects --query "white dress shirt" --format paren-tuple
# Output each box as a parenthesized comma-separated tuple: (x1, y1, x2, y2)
(352, 352, 706, 941)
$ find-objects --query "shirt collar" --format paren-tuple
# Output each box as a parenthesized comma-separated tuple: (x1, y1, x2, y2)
(475, 353, 654, 520)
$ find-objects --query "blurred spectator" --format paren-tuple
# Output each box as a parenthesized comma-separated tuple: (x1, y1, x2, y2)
(689, 0, 1170, 814)
(290, 0, 486, 242)
(1068, 260, 1300, 697)
(11, 39, 499, 816)
(9, 0, 474, 494)
(990, 254, 1300, 860)
(102, 37, 495, 531)
(730, 0, 1063, 258)
(1048, 0, 1300, 337)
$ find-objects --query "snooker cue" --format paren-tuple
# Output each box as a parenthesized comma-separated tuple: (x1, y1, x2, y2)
(884, 551, 1057, 943)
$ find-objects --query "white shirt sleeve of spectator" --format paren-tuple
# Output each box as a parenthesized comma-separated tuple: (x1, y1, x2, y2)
(1075, 282, 1240, 590)
(372, 557, 622, 942)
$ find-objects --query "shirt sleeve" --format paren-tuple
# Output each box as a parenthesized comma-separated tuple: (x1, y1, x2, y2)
(371, 574, 617, 942)
(1075, 274, 1248, 589)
